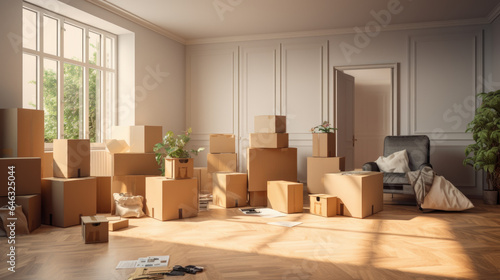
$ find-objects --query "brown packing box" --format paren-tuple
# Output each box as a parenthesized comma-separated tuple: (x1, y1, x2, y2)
(165, 158, 194, 179)
(111, 175, 151, 214)
(105, 139, 130, 153)
(267, 181, 303, 214)
(145, 177, 198, 221)
(111, 153, 161, 176)
(0, 194, 42, 232)
(108, 219, 129, 231)
(96, 176, 111, 213)
(0, 157, 41, 196)
(312, 133, 336, 157)
(81, 216, 109, 244)
(111, 125, 162, 153)
(207, 153, 237, 173)
(41, 177, 97, 227)
(249, 191, 267, 207)
(205, 173, 213, 194)
(0, 108, 44, 159)
(210, 134, 235, 153)
(247, 148, 297, 192)
(306, 157, 345, 194)
(249, 133, 289, 148)
(309, 194, 337, 217)
(254, 115, 286, 133)
(193, 167, 211, 194)
(213, 172, 247, 208)
(324, 171, 383, 218)
(42, 152, 53, 178)
(53, 139, 91, 178)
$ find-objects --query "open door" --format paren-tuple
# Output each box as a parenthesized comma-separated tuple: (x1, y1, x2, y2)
(335, 69, 355, 171)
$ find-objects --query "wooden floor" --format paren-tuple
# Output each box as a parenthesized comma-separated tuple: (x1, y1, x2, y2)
(1, 196, 500, 280)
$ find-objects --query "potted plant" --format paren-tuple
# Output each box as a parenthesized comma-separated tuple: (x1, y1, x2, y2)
(153, 128, 204, 179)
(311, 121, 337, 157)
(464, 90, 500, 205)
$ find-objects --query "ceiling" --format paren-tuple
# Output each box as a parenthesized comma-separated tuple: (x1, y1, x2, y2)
(89, 0, 500, 44)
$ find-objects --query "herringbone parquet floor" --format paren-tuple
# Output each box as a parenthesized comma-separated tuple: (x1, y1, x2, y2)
(1, 195, 499, 280)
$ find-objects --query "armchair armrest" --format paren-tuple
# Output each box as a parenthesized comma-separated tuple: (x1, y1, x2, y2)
(362, 162, 380, 172)
(418, 163, 433, 170)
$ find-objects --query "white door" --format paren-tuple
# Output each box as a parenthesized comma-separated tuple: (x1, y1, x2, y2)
(335, 70, 355, 171)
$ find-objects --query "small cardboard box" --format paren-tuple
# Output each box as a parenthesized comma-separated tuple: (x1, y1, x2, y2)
(111, 175, 151, 214)
(111, 125, 162, 153)
(0, 157, 41, 196)
(249, 191, 267, 207)
(53, 139, 91, 178)
(207, 153, 237, 173)
(41, 177, 97, 227)
(309, 194, 337, 217)
(193, 167, 211, 194)
(108, 219, 129, 231)
(105, 139, 130, 153)
(247, 148, 297, 191)
(96, 176, 112, 213)
(145, 177, 198, 221)
(249, 133, 288, 148)
(254, 115, 286, 133)
(210, 134, 235, 153)
(42, 152, 53, 178)
(111, 153, 161, 176)
(324, 171, 383, 218)
(306, 157, 345, 194)
(312, 133, 336, 157)
(0, 108, 44, 158)
(0, 194, 42, 232)
(213, 172, 247, 208)
(81, 216, 109, 243)
(165, 158, 194, 179)
(267, 181, 303, 214)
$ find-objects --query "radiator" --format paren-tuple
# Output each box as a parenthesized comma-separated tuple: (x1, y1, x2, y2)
(90, 150, 112, 176)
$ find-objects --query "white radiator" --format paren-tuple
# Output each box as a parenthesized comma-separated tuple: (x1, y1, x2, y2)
(90, 150, 112, 176)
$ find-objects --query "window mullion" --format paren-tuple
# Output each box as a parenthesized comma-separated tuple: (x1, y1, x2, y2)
(84, 28, 89, 140)
(58, 23, 64, 139)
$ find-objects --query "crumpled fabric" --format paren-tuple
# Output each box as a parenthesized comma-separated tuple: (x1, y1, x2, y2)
(406, 166, 435, 206)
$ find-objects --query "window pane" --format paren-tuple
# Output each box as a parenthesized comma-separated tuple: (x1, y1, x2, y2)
(63, 23, 83, 62)
(89, 31, 101, 66)
(43, 59, 58, 143)
(63, 63, 83, 139)
(22, 54, 38, 109)
(89, 68, 102, 143)
(23, 9, 38, 50)
(43, 16, 58, 56)
(105, 37, 114, 69)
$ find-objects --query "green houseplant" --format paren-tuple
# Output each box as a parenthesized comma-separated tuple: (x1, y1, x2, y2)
(311, 121, 337, 157)
(463, 90, 500, 204)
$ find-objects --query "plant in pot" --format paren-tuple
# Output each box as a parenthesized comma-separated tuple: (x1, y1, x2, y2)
(463, 90, 500, 205)
(311, 121, 337, 157)
(153, 128, 204, 179)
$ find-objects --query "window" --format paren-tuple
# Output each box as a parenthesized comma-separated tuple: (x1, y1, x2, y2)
(22, 4, 117, 145)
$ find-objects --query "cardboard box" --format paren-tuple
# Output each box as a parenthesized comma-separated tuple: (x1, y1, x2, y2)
(249, 191, 267, 207)
(108, 219, 129, 231)
(105, 139, 129, 153)
(247, 148, 297, 192)
(254, 115, 286, 133)
(267, 180, 303, 214)
(312, 133, 336, 157)
(111, 153, 161, 176)
(42, 152, 53, 178)
(0, 108, 44, 158)
(96, 176, 111, 213)
(306, 157, 345, 194)
(309, 194, 337, 217)
(111, 175, 151, 214)
(0, 157, 41, 196)
(206, 173, 213, 194)
(193, 167, 211, 194)
(53, 139, 91, 178)
(41, 177, 97, 227)
(81, 216, 109, 243)
(0, 194, 42, 232)
(111, 125, 162, 153)
(165, 158, 194, 179)
(249, 133, 288, 148)
(145, 177, 198, 221)
(207, 153, 237, 173)
(213, 172, 247, 208)
(210, 134, 235, 153)
(324, 171, 383, 218)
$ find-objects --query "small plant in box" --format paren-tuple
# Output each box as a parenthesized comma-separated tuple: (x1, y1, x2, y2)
(311, 121, 337, 133)
(311, 121, 337, 157)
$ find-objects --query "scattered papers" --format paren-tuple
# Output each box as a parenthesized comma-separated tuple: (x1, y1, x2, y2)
(239, 208, 287, 218)
(116, 255, 169, 269)
(116, 260, 138, 269)
(267, 221, 302, 228)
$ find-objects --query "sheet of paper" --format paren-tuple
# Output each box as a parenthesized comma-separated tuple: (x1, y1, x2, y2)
(116, 260, 138, 269)
(136, 255, 170, 267)
(267, 221, 302, 227)
(257, 208, 287, 218)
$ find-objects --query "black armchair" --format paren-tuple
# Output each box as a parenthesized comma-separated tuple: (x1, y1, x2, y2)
(362, 135, 432, 195)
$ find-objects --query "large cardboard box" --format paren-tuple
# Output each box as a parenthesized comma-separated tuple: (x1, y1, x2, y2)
(249, 133, 288, 148)
(42, 152, 53, 178)
(247, 148, 297, 192)
(254, 115, 286, 133)
(207, 153, 237, 173)
(111, 153, 161, 176)
(312, 133, 336, 157)
(306, 157, 345, 194)
(193, 167, 211, 194)
(145, 177, 198, 221)
(96, 176, 111, 213)
(324, 171, 383, 218)
(81, 216, 109, 244)
(309, 194, 337, 217)
(267, 181, 303, 214)
(0, 108, 44, 158)
(0, 157, 41, 196)
(111, 125, 162, 153)
(210, 134, 235, 153)
(0, 194, 42, 232)
(165, 158, 194, 179)
(213, 172, 247, 208)
(41, 177, 97, 227)
(249, 191, 267, 207)
(53, 139, 91, 178)
(105, 139, 130, 153)
(111, 175, 151, 214)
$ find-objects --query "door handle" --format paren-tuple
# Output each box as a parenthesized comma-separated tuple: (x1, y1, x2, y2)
(352, 135, 357, 147)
